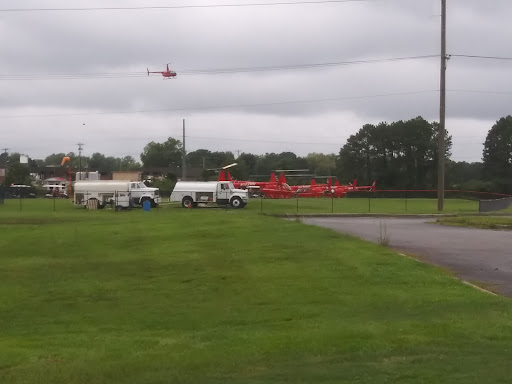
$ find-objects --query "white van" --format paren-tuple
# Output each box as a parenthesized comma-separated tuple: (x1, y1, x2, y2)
(170, 181, 248, 208)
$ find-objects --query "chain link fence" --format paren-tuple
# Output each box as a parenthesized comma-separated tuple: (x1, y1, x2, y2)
(1, 188, 511, 215)
(255, 190, 512, 215)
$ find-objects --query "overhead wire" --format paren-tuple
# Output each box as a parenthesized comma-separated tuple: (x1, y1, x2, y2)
(0, 90, 438, 119)
(0, 0, 372, 13)
(3, 88, 512, 119)
(3, 54, 510, 81)
(450, 54, 512, 61)
(187, 135, 341, 146)
(0, 55, 439, 81)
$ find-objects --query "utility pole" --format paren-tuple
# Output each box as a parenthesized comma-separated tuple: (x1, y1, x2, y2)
(182, 119, 187, 181)
(438, 0, 447, 212)
(77, 142, 84, 180)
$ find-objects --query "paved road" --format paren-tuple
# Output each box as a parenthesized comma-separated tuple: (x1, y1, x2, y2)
(303, 217, 512, 296)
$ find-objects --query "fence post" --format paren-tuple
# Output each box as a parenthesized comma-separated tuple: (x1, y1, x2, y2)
(19, 195, 22, 212)
(53, 197, 56, 212)
(260, 194, 263, 213)
(405, 192, 408, 213)
(296, 197, 299, 214)
(368, 196, 371, 213)
(331, 193, 334, 213)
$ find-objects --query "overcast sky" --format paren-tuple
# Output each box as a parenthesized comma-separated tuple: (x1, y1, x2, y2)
(1, 0, 511, 163)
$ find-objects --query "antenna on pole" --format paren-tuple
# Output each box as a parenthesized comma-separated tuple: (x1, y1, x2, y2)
(77, 142, 84, 180)
(1, 148, 8, 168)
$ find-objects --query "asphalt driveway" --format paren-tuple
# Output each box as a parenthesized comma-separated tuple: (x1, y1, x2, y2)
(303, 217, 512, 296)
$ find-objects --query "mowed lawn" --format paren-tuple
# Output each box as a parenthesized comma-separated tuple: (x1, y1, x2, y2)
(251, 197, 481, 215)
(1, 201, 512, 383)
(436, 216, 512, 230)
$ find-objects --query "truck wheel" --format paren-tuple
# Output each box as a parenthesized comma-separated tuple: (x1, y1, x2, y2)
(230, 196, 243, 209)
(182, 196, 193, 208)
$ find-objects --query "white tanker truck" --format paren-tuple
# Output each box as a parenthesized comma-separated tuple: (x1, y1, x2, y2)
(170, 181, 248, 208)
(74, 180, 160, 209)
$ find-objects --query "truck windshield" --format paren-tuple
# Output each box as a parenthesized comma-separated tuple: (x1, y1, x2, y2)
(138, 182, 147, 188)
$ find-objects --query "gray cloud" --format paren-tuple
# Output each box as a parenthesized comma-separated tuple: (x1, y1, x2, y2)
(1, 0, 511, 163)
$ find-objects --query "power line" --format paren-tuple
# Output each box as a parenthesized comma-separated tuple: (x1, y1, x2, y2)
(3, 53, 510, 81)
(187, 135, 342, 146)
(448, 89, 512, 95)
(0, 90, 438, 119)
(450, 54, 512, 61)
(0, 55, 438, 81)
(0, 0, 371, 13)
(1, 88, 510, 120)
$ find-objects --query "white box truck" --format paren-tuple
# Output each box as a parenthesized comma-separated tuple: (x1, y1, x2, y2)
(74, 180, 160, 209)
(170, 181, 248, 208)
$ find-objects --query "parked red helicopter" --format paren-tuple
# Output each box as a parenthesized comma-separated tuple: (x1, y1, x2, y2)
(219, 170, 295, 199)
(147, 63, 177, 79)
(291, 178, 334, 198)
(216, 165, 375, 199)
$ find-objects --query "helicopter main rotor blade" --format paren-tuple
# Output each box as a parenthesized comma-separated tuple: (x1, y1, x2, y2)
(222, 162, 238, 170)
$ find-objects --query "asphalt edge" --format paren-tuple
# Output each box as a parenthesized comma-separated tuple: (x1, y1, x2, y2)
(264, 212, 512, 219)
(264, 213, 458, 219)
(395, 253, 499, 297)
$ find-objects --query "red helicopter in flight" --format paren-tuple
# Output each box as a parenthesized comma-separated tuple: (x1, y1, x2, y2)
(147, 63, 177, 79)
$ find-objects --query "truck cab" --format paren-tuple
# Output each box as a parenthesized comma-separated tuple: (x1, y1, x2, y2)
(129, 181, 160, 207)
(170, 181, 248, 208)
(216, 181, 246, 207)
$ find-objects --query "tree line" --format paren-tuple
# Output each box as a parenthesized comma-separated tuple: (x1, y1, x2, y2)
(2, 116, 512, 193)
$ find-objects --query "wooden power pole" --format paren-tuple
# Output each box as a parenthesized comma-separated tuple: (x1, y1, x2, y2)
(438, 0, 447, 212)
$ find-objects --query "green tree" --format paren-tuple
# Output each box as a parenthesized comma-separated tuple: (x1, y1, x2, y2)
(483, 116, 512, 193)
(252, 152, 308, 182)
(88, 153, 119, 174)
(306, 153, 337, 177)
(45, 152, 87, 168)
(140, 138, 182, 168)
(44, 153, 67, 166)
(446, 160, 484, 190)
(238, 153, 257, 175)
(119, 156, 141, 171)
(337, 117, 452, 189)
(186, 149, 212, 169)
(3, 153, 32, 186)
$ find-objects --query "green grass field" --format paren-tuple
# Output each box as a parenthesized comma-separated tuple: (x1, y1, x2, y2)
(436, 216, 512, 230)
(0, 196, 484, 216)
(1, 199, 512, 383)
(253, 197, 481, 215)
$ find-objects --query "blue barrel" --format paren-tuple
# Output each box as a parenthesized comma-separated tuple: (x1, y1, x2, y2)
(142, 200, 151, 212)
